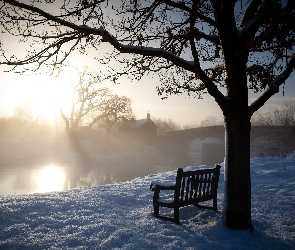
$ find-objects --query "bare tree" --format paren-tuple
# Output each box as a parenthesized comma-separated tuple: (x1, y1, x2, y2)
(1, 0, 295, 230)
(200, 116, 218, 127)
(152, 117, 181, 135)
(88, 94, 135, 136)
(60, 69, 109, 136)
(13, 105, 33, 135)
(8, 105, 54, 141)
(256, 102, 295, 156)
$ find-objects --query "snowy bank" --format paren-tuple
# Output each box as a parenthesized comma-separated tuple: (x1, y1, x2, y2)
(0, 156, 295, 249)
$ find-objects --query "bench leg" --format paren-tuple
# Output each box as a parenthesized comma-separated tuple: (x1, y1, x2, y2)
(213, 197, 218, 211)
(153, 191, 160, 217)
(174, 206, 180, 223)
(154, 203, 159, 217)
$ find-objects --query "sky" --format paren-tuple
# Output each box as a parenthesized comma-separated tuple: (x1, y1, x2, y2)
(0, 35, 226, 127)
(1, 51, 294, 127)
(0, 155, 294, 249)
(0, 1, 295, 127)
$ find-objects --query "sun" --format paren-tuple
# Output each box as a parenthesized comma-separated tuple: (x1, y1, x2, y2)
(2, 68, 75, 123)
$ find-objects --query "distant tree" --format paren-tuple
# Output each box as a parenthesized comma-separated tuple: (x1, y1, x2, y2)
(152, 117, 181, 135)
(59, 69, 109, 136)
(256, 102, 295, 155)
(88, 94, 135, 136)
(260, 102, 295, 127)
(182, 122, 198, 130)
(0, 116, 10, 139)
(183, 116, 221, 129)
(13, 105, 33, 134)
(7, 106, 54, 141)
(200, 116, 218, 127)
(1, 0, 295, 230)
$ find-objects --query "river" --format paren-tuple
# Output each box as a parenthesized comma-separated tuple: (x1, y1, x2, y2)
(0, 140, 186, 196)
(0, 157, 176, 196)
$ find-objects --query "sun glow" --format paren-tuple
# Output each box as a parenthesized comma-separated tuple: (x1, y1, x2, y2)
(2, 68, 75, 123)
(35, 164, 67, 193)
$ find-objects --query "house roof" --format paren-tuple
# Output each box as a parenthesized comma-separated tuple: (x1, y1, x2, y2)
(134, 119, 148, 128)
(119, 116, 157, 129)
(121, 118, 152, 128)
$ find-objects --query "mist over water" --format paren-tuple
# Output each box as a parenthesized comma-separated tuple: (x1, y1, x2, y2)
(0, 134, 188, 196)
(0, 114, 235, 196)
(1, 124, 285, 196)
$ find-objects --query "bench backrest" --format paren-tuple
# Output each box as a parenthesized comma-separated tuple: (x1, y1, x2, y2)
(174, 165, 221, 205)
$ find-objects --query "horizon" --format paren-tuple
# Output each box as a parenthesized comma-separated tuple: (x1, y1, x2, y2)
(1, 66, 295, 128)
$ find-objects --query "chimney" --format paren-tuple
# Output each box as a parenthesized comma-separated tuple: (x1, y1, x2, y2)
(147, 112, 150, 120)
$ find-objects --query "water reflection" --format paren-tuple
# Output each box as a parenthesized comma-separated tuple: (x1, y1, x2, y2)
(0, 132, 189, 196)
(0, 155, 179, 196)
(0, 164, 67, 195)
(33, 164, 66, 193)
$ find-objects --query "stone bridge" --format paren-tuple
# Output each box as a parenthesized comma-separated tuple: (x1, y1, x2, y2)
(157, 125, 289, 165)
(166, 125, 281, 142)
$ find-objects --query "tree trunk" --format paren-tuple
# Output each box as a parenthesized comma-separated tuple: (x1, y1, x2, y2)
(223, 114, 253, 230)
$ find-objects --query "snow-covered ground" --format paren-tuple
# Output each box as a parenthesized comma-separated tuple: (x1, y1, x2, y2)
(0, 155, 295, 249)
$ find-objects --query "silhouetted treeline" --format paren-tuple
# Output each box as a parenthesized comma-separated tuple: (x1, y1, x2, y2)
(0, 115, 56, 143)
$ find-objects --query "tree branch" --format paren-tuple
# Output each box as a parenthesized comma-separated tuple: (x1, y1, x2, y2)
(240, 0, 262, 28)
(249, 54, 295, 115)
(3, 0, 197, 73)
(158, 0, 218, 28)
(158, 0, 191, 12)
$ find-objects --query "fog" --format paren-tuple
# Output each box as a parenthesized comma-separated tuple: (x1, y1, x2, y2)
(0, 119, 191, 195)
(2, 114, 292, 196)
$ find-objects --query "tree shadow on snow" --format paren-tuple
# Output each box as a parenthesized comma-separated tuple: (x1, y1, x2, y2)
(150, 206, 293, 249)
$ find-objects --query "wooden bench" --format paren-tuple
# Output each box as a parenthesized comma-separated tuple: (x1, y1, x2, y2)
(150, 165, 221, 223)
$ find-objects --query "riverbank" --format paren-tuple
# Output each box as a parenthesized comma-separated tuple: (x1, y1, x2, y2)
(1, 156, 295, 249)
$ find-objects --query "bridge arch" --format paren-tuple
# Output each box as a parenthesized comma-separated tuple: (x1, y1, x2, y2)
(187, 136, 225, 166)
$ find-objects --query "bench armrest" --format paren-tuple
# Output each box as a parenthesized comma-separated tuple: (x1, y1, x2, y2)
(150, 181, 176, 191)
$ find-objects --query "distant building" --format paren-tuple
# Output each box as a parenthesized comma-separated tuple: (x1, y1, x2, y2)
(118, 113, 157, 142)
